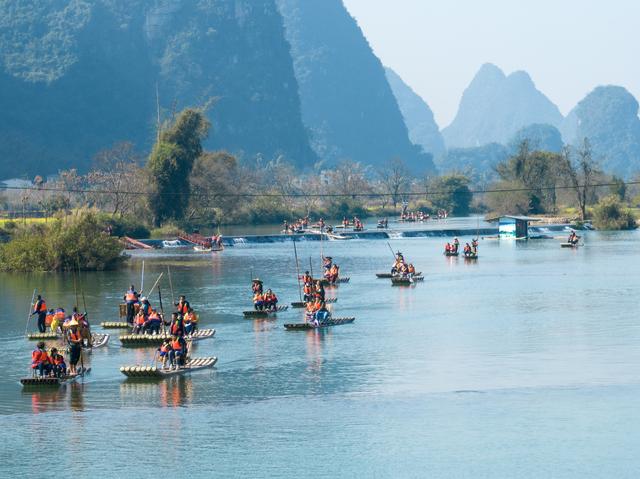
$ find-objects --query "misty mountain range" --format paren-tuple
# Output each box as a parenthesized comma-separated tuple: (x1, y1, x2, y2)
(0, 0, 638, 180)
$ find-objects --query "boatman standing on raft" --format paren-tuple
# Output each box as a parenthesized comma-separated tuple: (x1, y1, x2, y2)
(123, 285, 140, 325)
(31, 295, 48, 333)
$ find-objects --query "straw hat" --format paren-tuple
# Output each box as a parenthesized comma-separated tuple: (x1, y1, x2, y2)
(67, 318, 79, 327)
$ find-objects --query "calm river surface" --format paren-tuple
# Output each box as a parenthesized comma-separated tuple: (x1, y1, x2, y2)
(1, 219, 638, 478)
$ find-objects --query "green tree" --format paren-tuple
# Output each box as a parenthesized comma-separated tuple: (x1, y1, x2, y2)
(147, 108, 210, 226)
(609, 175, 626, 201)
(559, 139, 601, 220)
(430, 174, 473, 216)
(592, 195, 636, 230)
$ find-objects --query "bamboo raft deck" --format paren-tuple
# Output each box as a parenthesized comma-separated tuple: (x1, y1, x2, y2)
(320, 277, 350, 286)
(101, 321, 131, 329)
(20, 367, 91, 387)
(291, 298, 337, 308)
(561, 243, 579, 248)
(284, 317, 355, 330)
(444, 252, 459, 257)
(463, 254, 479, 260)
(119, 329, 215, 347)
(26, 333, 110, 349)
(391, 276, 425, 286)
(243, 306, 288, 318)
(120, 357, 218, 379)
(376, 272, 421, 279)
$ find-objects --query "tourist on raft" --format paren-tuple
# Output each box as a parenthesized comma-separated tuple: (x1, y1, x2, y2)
(391, 252, 406, 274)
(169, 313, 185, 337)
(568, 231, 579, 245)
(472, 238, 479, 253)
(184, 308, 199, 335)
(263, 289, 278, 311)
(144, 309, 163, 334)
(50, 347, 66, 378)
(140, 297, 152, 317)
(169, 335, 187, 368)
(66, 319, 83, 374)
(123, 285, 140, 325)
(252, 279, 264, 295)
(158, 339, 173, 369)
(175, 295, 190, 316)
(302, 271, 313, 285)
(253, 291, 265, 311)
(31, 341, 51, 377)
(463, 243, 472, 257)
(132, 311, 146, 334)
(31, 295, 48, 333)
(314, 281, 325, 302)
(303, 281, 314, 303)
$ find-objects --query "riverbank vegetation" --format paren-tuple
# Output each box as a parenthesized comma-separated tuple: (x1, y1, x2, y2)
(0, 210, 125, 272)
(1, 108, 638, 248)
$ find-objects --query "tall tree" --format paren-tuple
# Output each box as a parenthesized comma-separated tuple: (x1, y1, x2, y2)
(430, 174, 473, 216)
(147, 109, 210, 226)
(559, 138, 601, 220)
(378, 158, 412, 211)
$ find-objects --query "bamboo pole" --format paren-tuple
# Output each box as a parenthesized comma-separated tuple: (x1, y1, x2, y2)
(293, 238, 302, 302)
(25, 288, 37, 337)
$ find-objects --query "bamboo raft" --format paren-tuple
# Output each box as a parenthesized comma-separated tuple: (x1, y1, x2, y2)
(444, 252, 459, 257)
(20, 367, 91, 387)
(27, 332, 59, 340)
(119, 329, 215, 347)
(243, 306, 288, 318)
(291, 298, 337, 308)
(26, 332, 110, 349)
(376, 272, 421, 279)
(391, 276, 425, 286)
(320, 277, 350, 286)
(284, 317, 355, 330)
(463, 254, 479, 260)
(561, 243, 579, 248)
(101, 321, 131, 329)
(120, 357, 218, 379)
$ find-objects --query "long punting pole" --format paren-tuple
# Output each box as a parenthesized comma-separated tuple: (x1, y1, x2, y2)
(167, 266, 175, 306)
(292, 238, 302, 302)
(25, 288, 37, 337)
(146, 272, 164, 298)
(309, 256, 314, 280)
(386, 241, 397, 260)
(141, 260, 145, 293)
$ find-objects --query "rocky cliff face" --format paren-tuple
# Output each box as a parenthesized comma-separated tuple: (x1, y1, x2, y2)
(442, 63, 563, 149)
(570, 85, 640, 177)
(384, 67, 445, 160)
(0, 0, 316, 179)
(276, 0, 435, 174)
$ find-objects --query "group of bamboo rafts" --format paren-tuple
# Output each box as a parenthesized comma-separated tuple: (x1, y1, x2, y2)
(21, 282, 218, 386)
(243, 255, 355, 330)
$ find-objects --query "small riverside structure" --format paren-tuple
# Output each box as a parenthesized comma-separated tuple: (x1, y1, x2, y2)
(489, 216, 538, 239)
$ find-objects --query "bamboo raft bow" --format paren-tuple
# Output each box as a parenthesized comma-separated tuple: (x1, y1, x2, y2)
(20, 367, 91, 387)
(560, 243, 581, 248)
(119, 329, 215, 347)
(26, 332, 110, 349)
(243, 306, 288, 318)
(291, 298, 337, 308)
(376, 272, 421, 279)
(284, 317, 355, 330)
(101, 321, 131, 329)
(391, 276, 425, 286)
(463, 254, 479, 260)
(120, 357, 218, 379)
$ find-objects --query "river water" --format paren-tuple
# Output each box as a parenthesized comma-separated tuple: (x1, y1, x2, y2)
(1, 220, 638, 478)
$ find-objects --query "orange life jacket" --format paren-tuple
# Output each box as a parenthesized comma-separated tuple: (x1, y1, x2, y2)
(253, 293, 263, 303)
(135, 313, 146, 325)
(160, 343, 172, 353)
(31, 349, 49, 366)
(177, 302, 188, 315)
(171, 340, 183, 351)
(35, 300, 47, 312)
(55, 310, 65, 320)
(148, 311, 160, 321)
(45, 314, 54, 326)
(306, 303, 315, 313)
(125, 291, 137, 302)
(51, 353, 65, 365)
(69, 331, 82, 343)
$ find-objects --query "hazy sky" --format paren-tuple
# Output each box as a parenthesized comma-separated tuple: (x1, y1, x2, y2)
(343, 0, 640, 128)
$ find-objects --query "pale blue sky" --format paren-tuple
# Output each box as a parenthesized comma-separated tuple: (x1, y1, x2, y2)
(343, 0, 640, 128)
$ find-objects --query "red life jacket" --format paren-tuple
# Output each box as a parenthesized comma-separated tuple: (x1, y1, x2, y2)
(125, 291, 137, 301)
(35, 300, 47, 312)
(177, 303, 188, 314)
(51, 354, 65, 365)
(69, 331, 82, 343)
(171, 340, 182, 351)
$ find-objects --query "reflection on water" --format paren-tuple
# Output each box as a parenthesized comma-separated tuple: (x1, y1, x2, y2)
(1, 223, 640, 477)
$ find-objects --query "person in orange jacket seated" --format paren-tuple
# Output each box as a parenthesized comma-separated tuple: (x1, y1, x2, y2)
(302, 271, 313, 285)
(158, 340, 173, 369)
(253, 292, 265, 311)
(169, 335, 187, 368)
(169, 313, 185, 337)
(144, 309, 162, 335)
(49, 347, 66, 377)
(327, 264, 339, 283)
(263, 289, 278, 311)
(183, 308, 198, 336)
(31, 341, 51, 377)
(132, 311, 147, 334)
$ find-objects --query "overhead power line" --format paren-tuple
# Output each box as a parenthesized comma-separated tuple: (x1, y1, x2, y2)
(0, 180, 637, 199)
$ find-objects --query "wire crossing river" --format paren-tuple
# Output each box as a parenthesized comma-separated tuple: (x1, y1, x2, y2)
(1, 226, 639, 478)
